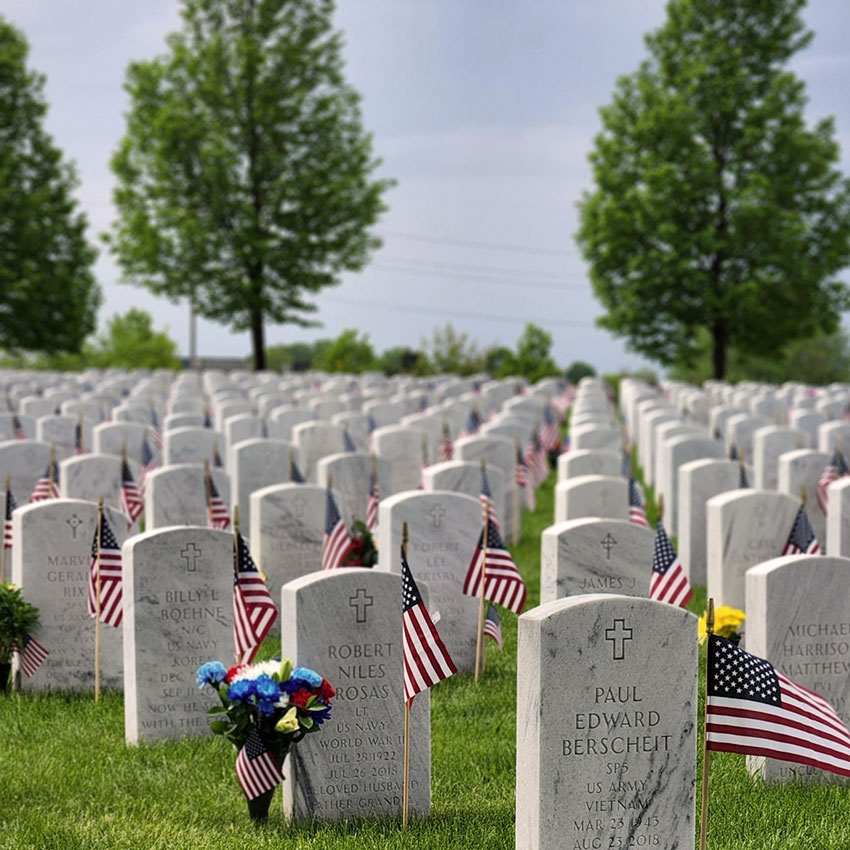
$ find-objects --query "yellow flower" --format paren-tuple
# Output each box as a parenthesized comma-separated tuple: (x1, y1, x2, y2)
(698, 606, 745, 643)
(275, 707, 299, 734)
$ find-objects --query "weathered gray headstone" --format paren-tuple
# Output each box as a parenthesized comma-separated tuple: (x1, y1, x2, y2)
(554, 475, 628, 524)
(316, 452, 393, 530)
(144, 463, 231, 530)
(372, 426, 426, 493)
(164, 426, 223, 466)
(60, 453, 143, 513)
(540, 518, 654, 604)
(777, 448, 829, 546)
(827, 478, 850, 557)
(123, 526, 234, 743)
(292, 421, 345, 483)
(12, 498, 127, 691)
(516, 594, 697, 850)
(229, 438, 292, 530)
(281, 569, 429, 820)
(557, 449, 621, 482)
(753, 425, 801, 491)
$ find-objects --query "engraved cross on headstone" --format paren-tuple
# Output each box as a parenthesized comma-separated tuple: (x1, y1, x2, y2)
(349, 588, 373, 624)
(605, 619, 633, 661)
(428, 504, 446, 529)
(600, 533, 617, 560)
(66, 514, 83, 540)
(181, 543, 202, 572)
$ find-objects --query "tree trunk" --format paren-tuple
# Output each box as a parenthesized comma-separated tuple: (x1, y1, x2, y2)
(712, 321, 727, 380)
(250, 307, 266, 371)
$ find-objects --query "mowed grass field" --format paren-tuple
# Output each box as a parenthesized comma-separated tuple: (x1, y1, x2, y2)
(2, 463, 850, 849)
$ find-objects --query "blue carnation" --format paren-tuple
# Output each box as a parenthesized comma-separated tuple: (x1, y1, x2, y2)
(291, 667, 322, 688)
(254, 674, 281, 701)
(227, 680, 255, 702)
(196, 661, 227, 689)
(256, 697, 278, 716)
(310, 704, 333, 726)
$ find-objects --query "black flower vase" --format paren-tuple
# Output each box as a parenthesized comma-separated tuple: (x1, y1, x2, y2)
(0, 662, 11, 694)
(246, 788, 275, 822)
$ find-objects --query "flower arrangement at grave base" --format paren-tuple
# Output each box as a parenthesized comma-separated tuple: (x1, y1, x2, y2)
(342, 520, 378, 567)
(698, 605, 745, 645)
(0, 583, 41, 691)
(197, 657, 334, 821)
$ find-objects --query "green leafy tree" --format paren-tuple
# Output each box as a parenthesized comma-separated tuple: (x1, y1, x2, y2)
(423, 324, 484, 376)
(91, 309, 181, 370)
(106, 0, 393, 370)
(485, 345, 516, 378)
(0, 18, 100, 354)
(577, 0, 850, 379)
(377, 345, 429, 376)
(565, 360, 597, 384)
(312, 328, 375, 373)
(512, 323, 559, 383)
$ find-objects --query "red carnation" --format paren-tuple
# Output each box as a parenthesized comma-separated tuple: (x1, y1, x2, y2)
(225, 664, 248, 683)
(291, 688, 312, 708)
(319, 679, 335, 702)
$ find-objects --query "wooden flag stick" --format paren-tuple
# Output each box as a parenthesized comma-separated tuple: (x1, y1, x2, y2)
(94, 497, 104, 703)
(401, 521, 411, 830)
(1, 474, 9, 583)
(657, 493, 664, 525)
(513, 437, 521, 544)
(233, 505, 242, 665)
(698, 597, 715, 850)
(203, 459, 213, 519)
(474, 464, 489, 684)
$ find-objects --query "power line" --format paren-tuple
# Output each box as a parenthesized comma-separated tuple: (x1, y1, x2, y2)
(326, 295, 596, 328)
(377, 255, 584, 282)
(370, 262, 586, 291)
(381, 230, 574, 257)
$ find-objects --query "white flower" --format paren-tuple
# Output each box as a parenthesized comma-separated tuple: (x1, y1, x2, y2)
(275, 693, 290, 709)
(229, 659, 281, 683)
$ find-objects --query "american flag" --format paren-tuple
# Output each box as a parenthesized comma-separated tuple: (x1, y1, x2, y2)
(459, 408, 481, 439)
(343, 429, 357, 452)
(366, 468, 380, 531)
(561, 434, 571, 455)
(402, 546, 457, 704)
(816, 449, 850, 515)
(484, 603, 502, 649)
(739, 461, 750, 489)
(13, 632, 49, 678)
(233, 532, 278, 664)
(649, 521, 693, 608)
(524, 432, 548, 485)
(139, 436, 157, 494)
(12, 413, 26, 440)
(74, 420, 85, 455)
(30, 462, 59, 502)
(706, 634, 850, 777)
(480, 465, 500, 530)
(150, 409, 163, 451)
(540, 406, 560, 452)
(437, 422, 454, 463)
(628, 478, 649, 527)
(782, 505, 820, 555)
(367, 414, 378, 452)
(417, 441, 429, 490)
(88, 513, 123, 628)
(206, 475, 231, 530)
(322, 487, 353, 570)
(728, 443, 738, 461)
(120, 459, 144, 529)
(463, 521, 527, 614)
(203, 407, 213, 428)
(235, 728, 284, 801)
(212, 444, 224, 469)
(621, 449, 632, 479)
(515, 444, 536, 512)
(289, 456, 305, 483)
(4, 486, 16, 549)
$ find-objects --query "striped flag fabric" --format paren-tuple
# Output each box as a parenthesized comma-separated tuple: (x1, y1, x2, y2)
(206, 476, 231, 530)
(12, 413, 26, 440)
(402, 546, 457, 704)
(621, 449, 632, 479)
(463, 521, 527, 614)
(235, 728, 284, 801)
(628, 478, 649, 528)
(289, 456, 305, 483)
(437, 422, 454, 463)
(13, 632, 49, 678)
(30, 463, 59, 502)
(515, 444, 536, 512)
(561, 434, 571, 455)
(459, 408, 481, 439)
(120, 459, 144, 529)
(74, 421, 85, 455)
(484, 604, 503, 649)
(88, 513, 123, 628)
(649, 521, 693, 608)
(232, 532, 278, 664)
(706, 634, 850, 777)
(540, 405, 560, 452)
(480, 465, 500, 530)
(343, 429, 357, 453)
(203, 407, 213, 428)
(816, 449, 850, 515)
(728, 443, 739, 461)
(782, 505, 820, 555)
(4, 486, 17, 549)
(322, 487, 353, 570)
(366, 469, 380, 532)
(150, 409, 163, 451)
(212, 444, 224, 469)
(524, 432, 548, 485)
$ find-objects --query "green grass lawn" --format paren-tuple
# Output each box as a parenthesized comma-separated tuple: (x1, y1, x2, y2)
(2, 465, 850, 849)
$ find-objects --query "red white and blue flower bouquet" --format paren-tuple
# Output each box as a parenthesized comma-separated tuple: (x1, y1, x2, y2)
(196, 657, 334, 821)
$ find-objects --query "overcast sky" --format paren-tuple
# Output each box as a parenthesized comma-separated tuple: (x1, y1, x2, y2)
(5, 0, 850, 373)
